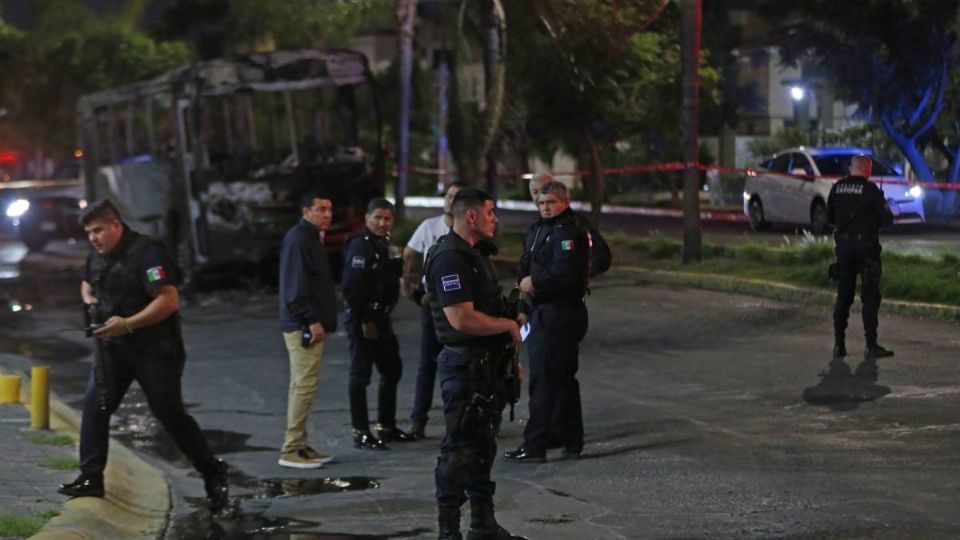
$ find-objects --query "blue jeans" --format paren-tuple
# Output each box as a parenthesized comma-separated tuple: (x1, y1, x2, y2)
(410, 304, 443, 427)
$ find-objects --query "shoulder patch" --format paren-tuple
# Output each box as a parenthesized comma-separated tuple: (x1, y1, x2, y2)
(351, 256, 366, 268)
(441, 274, 462, 292)
(146, 266, 166, 282)
(560, 239, 575, 251)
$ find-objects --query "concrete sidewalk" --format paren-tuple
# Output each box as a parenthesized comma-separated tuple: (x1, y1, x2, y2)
(0, 362, 169, 540)
(0, 375, 73, 535)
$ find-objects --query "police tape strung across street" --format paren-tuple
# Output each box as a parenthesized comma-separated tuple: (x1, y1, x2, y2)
(393, 160, 960, 190)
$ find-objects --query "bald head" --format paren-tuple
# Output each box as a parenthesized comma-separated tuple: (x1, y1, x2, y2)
(850, 155, 873, 177)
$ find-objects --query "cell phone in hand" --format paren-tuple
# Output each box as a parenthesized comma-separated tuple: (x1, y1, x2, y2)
(301, 327, 312, 348)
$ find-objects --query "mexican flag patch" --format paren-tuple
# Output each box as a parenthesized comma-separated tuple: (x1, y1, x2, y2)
(146, 266, 166, 282)
(560, 240, 575, 251)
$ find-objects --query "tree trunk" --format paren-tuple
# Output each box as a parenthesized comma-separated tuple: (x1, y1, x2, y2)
(680, 0, 702, 263)
(481, 0, 499, 198)
(583, 128, 604, 225)
(395, 0, 417, 219)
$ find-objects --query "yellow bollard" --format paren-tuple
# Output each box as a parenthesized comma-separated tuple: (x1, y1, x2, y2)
(31, 366, 49, 429)
(0, 375, 21, 404)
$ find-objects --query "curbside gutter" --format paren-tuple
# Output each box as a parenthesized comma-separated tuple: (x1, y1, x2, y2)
(0, 367, 171, 540)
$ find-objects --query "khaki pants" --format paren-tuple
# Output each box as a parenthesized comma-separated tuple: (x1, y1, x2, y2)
(281, 331, 325, 454)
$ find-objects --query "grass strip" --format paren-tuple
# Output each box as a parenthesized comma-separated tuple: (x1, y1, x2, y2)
(0, 510, 59, 537)
(492, 230, 960, 306)
(609, 234, 960, 306)
(25, 432, 74, 446)
(39, 456, 80, 470)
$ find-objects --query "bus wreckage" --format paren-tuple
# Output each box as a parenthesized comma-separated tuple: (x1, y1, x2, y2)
(77, 49, 385, 282)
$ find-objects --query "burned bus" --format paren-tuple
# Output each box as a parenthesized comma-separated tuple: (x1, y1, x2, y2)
(76, 49, 385, 282)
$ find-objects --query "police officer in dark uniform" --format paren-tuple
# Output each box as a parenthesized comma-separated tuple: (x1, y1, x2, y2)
(827, 155, 895, 359)
(341, 198, 412, 449)
(59, 200, 228, 511)
(424, 187, 522, 540)
(505, 181, 590, 463)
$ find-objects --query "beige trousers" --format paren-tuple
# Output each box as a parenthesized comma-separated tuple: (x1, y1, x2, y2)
(281, 331, 325, 454)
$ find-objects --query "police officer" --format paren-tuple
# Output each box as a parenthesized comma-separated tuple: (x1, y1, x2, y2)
(341, 198, 412, 449)
(827, 155, 895, 359)
(424, 187, 521, 540)
(505, 180, 590, 463)
(528, 172, 611, 277)
(59, 199, 228, 511)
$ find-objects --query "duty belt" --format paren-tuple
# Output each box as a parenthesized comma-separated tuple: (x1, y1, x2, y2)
(445, 344, 493, 358)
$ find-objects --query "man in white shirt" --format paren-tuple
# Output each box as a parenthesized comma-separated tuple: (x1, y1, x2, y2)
(402, 181, 464, 439)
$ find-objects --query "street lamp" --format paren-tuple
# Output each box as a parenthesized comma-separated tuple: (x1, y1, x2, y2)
(790, 85, 805, 101)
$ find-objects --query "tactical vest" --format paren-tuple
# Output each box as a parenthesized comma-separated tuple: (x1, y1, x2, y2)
(88, 231, 179, 340)
(424, 232, 507, 346)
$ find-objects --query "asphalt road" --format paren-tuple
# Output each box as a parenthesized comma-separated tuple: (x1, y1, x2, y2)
(3, 209, 960, 539)
(2, 232, 960, 538)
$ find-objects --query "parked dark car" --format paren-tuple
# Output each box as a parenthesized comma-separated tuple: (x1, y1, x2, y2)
(4, 180, 85, 251)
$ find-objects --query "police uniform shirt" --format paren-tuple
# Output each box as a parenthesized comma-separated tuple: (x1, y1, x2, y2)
(428, 235, 480, 311)
(524, 211, 590, 303)
(827, 175, 894, 234)
(84, 230, 179, 313)
(341, 229, 400, 322)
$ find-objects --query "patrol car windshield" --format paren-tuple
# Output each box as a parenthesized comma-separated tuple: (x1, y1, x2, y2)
(812, 155, 899, 177)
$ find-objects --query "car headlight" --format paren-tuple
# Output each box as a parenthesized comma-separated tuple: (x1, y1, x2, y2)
(908, 185, 923, 199)
(5, 199, 29, 218)
(742, 191, 751, 201)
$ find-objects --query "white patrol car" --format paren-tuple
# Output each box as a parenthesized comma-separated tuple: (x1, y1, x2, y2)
(742, 147, 925, 234)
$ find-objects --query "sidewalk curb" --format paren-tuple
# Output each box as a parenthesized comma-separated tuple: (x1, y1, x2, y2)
(0, 367, 170, 539)
(612, 266, 960, 321)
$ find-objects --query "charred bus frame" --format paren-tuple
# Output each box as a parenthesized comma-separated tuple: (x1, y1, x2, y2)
(77, 49, 385, 279)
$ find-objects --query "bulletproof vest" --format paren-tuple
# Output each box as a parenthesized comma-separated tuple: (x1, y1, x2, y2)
(831, 176, 883, 234)
(425, 232, 507, 346)
(345, 230, 400, 306)
(88, 231, 181, 347)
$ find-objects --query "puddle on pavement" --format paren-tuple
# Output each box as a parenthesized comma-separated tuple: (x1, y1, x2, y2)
(168, 509, 430, 539)
(233, 476, 381, 500)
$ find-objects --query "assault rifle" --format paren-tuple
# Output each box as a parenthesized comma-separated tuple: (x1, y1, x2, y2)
(503, 286, 523, 421)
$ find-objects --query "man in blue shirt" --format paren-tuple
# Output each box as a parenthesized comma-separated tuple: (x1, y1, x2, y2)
(277, 191, 338, 469)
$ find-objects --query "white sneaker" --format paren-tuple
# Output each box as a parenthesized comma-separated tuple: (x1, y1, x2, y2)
(278, 448, 323, 469)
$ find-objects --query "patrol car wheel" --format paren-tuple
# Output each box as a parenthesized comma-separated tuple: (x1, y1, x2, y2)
(810, 199, 828, 235)
(748, 197, 769, 231)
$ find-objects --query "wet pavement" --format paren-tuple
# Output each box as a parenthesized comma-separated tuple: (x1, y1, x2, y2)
(2, 232, 960, 538)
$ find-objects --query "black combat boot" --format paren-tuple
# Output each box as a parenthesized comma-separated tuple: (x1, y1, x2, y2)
(58, 474, 105, 498)
(467, 499, 519, 540)
(438, 506, 463, 540)
(203, 459, 230, 513)
(833, 334, 846, 358)
(864, 343, 894, 359)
